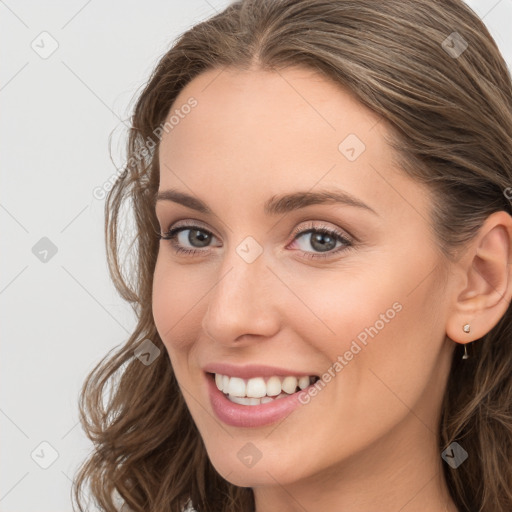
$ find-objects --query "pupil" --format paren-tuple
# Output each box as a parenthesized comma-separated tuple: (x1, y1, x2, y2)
(190, 230, 210, 247)
(311, 233, 336, 252)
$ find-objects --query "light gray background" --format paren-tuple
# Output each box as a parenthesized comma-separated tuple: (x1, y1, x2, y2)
(1, 1, 511, 511)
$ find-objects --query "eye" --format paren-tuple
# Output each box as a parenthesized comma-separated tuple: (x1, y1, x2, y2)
(158, 220, 354, 259)
(288, 221, 353, 260)
(158, 221, 220, 257)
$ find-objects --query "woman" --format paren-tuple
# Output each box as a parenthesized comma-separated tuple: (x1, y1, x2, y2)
(73, 1, 512, 511)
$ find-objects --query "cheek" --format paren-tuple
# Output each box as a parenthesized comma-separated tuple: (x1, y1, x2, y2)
(152, 254, 204, 351)
(311, 257, 444, 394)
(328, 262, 448, 419)
(284, 263, 404, 357)
(152, 263, 203, 395)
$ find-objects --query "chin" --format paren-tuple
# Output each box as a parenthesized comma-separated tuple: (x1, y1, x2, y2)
(205, 443, 309, 488)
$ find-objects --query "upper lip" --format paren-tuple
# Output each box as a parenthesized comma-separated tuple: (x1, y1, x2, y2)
(202, 362, 318, 379)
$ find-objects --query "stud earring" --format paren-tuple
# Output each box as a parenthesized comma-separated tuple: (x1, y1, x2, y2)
(462, 324, 470, 360)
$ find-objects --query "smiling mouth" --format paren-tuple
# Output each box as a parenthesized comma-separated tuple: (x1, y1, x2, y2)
(208, 372, 320, 406)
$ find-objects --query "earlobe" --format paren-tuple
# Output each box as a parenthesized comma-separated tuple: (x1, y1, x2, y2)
(446, 211, 512, 344)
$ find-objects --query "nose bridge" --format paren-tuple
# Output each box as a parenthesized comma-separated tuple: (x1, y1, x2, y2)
(201, 246, 280, 344)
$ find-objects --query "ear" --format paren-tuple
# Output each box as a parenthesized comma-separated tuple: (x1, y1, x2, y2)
(446, 210, 512, 343)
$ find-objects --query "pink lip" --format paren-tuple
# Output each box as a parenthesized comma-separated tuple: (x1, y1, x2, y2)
(205, 372, 308, 428)
(202, 362, 317, 379)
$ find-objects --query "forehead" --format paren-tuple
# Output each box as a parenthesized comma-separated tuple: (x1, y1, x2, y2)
(157, 66, 431, 224)
(160, 66, 382, 159)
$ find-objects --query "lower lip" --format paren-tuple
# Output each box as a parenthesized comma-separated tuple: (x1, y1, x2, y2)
(205, 373, 309, 428)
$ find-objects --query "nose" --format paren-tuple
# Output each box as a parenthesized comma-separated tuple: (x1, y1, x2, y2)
(201, 248, 282, 347)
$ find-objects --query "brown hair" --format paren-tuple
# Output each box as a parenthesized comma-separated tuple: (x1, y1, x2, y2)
(72, 1, 512, 511)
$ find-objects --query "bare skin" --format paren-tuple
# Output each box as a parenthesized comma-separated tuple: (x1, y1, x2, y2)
(152, 66, 512, 512)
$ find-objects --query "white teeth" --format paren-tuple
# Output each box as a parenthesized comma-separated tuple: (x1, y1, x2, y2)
(227, 392, 289, 405)
(228, 395, 249, 405)
(298, 376, 310, 390)
(281, 376, 298, 394)
(215, 373, 223, 390)
(227, 377, 246, 397)
(266, 376, 282, 396)
(213, 373, 316, 400)
(222, 375, 229, 393)
(246, 377, 266, 398)
(228, 395, 261, 405)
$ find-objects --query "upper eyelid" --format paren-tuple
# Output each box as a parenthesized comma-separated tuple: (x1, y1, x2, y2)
(162, 219, 217, 236)
(155, 201, 360, 234)
(162, 220, 352, 244)
(162, 218, 343, 232)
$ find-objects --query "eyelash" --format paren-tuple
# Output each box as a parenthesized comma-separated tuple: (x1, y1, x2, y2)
(158, 220, 354, 260)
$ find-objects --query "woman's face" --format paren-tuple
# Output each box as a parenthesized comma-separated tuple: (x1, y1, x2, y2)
(152, 66, 456, 487)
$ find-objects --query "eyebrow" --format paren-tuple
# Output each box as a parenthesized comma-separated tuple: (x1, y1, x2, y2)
(155, 188, 378, 216)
